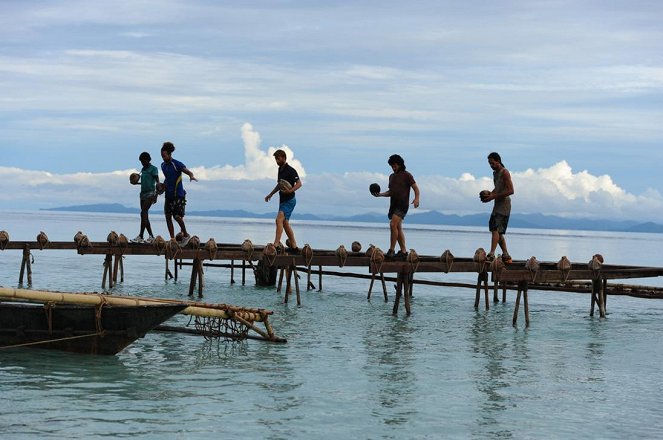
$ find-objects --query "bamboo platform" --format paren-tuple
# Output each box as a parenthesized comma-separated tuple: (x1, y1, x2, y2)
(2, 231, 663, 326)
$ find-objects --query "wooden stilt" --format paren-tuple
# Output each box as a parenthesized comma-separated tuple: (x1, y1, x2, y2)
(165, 257, 174, 280)
(513, 286, 522, 326)
(474, 272, 489, 310)
(285, 266, 293, 295)
(230, 259, 236, 285)
(523, 283, 530, 327)
(197, 259, 204, 297)
(513, 280, 529, 326)
(112, 254, 120, 284)
(318, 265, 323, 292)
(102, 254, 113, 289)
(502, 282, 507, 303)
(403, 272, 411, 316)
(293, 263, 301, 306)
(119, 256, 124, 282)
(19, 244, 30, 285)
(174, 257, 178, 280)
(242, 259, 246, 286)
(188, 259, 197, 297)
(25, 247, 33, 286)
(380, 272, 388, 302)
(392, 273, 404, 315)
(367, 273, 376, 299)
(602, 278, 608, 313)
(493, 279, 500, 303)
(277, 268, 285, 293)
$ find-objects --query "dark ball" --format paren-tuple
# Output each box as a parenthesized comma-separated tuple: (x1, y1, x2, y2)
(369, 183, 380, 195)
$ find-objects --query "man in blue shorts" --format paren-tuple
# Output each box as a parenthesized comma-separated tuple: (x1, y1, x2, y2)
(264, 149, 302, 252)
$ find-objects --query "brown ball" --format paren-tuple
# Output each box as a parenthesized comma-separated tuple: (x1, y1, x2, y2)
(130, 173, 140, 184)
(479, 190, 491, 201)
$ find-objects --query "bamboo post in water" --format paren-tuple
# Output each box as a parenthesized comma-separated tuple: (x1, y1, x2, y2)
(19, 244, 30, 285)
(102, 253, 113, 289)
(403, 271, 411, 316)
(318, 265, 323, 292)
(474, 272, 489, 310)
(380, 273, 388, 301)
(230, 259, 235, 285)
(392, 272, 404, 315)
(512, 280, 530, 327)
(112, 254, 120, 285)
(242, 259, 246, 286)
(292, 261, 301, 306)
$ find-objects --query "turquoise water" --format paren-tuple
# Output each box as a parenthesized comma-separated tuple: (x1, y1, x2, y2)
(1, 212, 663, 439)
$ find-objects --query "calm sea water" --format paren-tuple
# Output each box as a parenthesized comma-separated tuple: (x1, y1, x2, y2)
(1, 211, 663, 439)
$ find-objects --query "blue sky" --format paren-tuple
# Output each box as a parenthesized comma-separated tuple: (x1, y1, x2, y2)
(1, 1, 662, 220)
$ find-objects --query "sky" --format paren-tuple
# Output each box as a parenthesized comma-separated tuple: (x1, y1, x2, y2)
(1, 0, 662, 220)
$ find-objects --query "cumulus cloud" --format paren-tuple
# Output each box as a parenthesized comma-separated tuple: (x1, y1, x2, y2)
(192, 123, 306, 181)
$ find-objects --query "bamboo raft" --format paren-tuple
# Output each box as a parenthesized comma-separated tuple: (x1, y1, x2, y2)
(2, 231, 663, 326)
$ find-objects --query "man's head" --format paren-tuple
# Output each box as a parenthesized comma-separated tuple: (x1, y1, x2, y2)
(139, 151, 151, 166)
(161, 142, 175, 161)
(487, 152, 503, 170)
(388, 154, 406, 172)
(273, 149, 287, 166)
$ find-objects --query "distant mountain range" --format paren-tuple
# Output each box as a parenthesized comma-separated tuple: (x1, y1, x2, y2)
(41, 203, 663, 233)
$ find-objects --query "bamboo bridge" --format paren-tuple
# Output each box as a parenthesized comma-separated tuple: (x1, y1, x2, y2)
(2, 230, 663, 326)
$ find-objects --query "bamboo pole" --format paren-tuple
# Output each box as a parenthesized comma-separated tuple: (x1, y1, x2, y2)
(242, 259, 246, 286)
(392, 273, 403, 315)
(0, 287, 271, 323)
(230, 259, 235, 285)
(403, 272, 411, 316)
(293, 263, 301, 306)
(380, 272, 388, 301)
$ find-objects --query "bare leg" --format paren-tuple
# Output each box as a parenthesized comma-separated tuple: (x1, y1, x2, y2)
(389, 215, 403, 251)
(273, 211, 285, 245)
(174, 215, 188, 237)
(165, 213, 175, 239)
(498, 234, 509, 256)
(283, 219, 298, 248)
(396, 220, 406, 252)
(489, 230, 499, 255)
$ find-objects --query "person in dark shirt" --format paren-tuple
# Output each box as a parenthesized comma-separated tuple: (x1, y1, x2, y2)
(264, 149, 302, 251)
(481, 151, 514, 263)
(373, 154, 420, 258)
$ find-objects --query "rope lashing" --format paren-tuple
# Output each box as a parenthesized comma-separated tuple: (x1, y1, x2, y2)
(205, 238, 217, 260)
(336, 245, 348, 267)
(36, 231, 49, 250)
(440, 249, 454, 273)
(557, 256, 572, 282)
(525, 256, 540, 281)
(153, 235, 167, 256)
(242, 239, 254, 261)
(0, 230, 9, 250)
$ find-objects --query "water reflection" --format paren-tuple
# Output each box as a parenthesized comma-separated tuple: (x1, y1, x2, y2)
(469, 310, 514, 438)
(362, 317, 417, 427)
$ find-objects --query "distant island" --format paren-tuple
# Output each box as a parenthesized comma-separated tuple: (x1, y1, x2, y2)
(41, 203, 663, 233)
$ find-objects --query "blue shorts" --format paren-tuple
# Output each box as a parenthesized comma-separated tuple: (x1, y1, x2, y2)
(279, 198, 296, 221)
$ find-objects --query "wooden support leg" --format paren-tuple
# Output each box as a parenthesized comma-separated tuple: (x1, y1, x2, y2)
(19, 244, 31, 285)
(523, 282, 530, 327)
(119, 256, 124, 282)
(381, 272, 388, 302)
(513, 286, 522, 326)
(165, 257, 174, 280)
(188, 258, 198, 297)
(293, 264, 301, 306)
(318, 265, 323, 292)
(197, 259, 204, 297)
(392, 273, 404, 315)
(502, 282, 507, 303)
(102, 254, 113, 289)
(277, 268, 285, 293)
(307, 266, 312, 291)
(242, 259, 246, 286)
(231, 259, 236, 285)
(19, 255, 26, 285)
(483, 273, 490, 310)
(112, 254, 120, 284)
(474, 273, 481, 309)
(285, 266, 293, 295)
(367, 273, 376, 299)
(590, 279, 597, 317)
(493, 279, 500, 303)
(174, 258, 178, 281)
(403, 272, 411, 316)
(26, 252, 33, 286)
(602, 278, 608, 314)
(597, 279, 605, 318)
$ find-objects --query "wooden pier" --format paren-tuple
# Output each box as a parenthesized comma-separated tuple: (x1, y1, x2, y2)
(2, 230, 663, 326)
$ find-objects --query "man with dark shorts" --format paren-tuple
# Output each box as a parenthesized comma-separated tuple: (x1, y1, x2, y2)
(373, 154, 420, 259)
(161, 141, 197, 245)
(264, 149, 302, 251)
(481, 151, 514, 263)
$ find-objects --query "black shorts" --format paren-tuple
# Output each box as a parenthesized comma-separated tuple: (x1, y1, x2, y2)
(165, 197, 186, 217)
(388, 203, 408, 220)
(489, 213, 509, 234)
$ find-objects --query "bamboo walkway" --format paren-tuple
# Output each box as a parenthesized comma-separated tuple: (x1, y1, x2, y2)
(2, 231, 663, 326)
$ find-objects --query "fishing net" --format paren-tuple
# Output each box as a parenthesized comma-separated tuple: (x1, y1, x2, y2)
(193, 316, 251, 342)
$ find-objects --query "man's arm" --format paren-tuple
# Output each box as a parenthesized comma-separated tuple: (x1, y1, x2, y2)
(411, 183, 420, 208)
